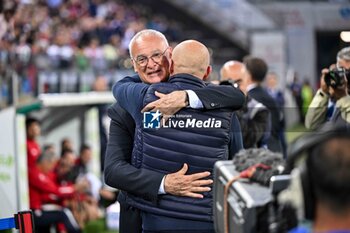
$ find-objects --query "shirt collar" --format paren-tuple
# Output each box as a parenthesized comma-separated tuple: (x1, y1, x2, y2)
(247, 83, 258, 92)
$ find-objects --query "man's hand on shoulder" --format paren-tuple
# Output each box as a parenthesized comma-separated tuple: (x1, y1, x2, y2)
(142, 91, 188, 122)
(164, 163, 213, 199)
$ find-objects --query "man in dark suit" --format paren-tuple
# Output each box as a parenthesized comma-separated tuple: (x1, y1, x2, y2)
(242, 56, 282, 152)
(104, 30, 245, 233)
(220, 60, 271, 149)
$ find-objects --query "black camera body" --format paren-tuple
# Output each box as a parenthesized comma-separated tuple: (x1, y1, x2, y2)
(324, 68, 349, 88)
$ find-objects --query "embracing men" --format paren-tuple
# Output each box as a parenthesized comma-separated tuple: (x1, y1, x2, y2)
(105, 29, 244, 233)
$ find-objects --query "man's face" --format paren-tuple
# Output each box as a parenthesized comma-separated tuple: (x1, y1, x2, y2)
(221, 63, 247, 92)
(81, 149, 92, 165)
(131, 35, 171, 84)
(230, 67, 248, 93)
(337, 58, 350, 70)
(266, 74, 277, 89)
(27, 122, 41, 139)
(336, 58, 350, 95)
(58, 152, 75, 175)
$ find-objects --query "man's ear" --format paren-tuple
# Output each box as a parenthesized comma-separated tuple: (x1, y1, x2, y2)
(170, 59, 174, 75)
(203, 65, 212, 81)
(167, 47, 173, 59)
(131, 59, 138, 73)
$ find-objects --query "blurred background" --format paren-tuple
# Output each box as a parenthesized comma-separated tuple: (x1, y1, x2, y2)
(0, 0, 349, 232)
(0, 0, 349, 108)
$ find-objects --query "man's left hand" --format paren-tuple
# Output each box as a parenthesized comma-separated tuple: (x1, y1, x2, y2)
(142, 91, 188, 122)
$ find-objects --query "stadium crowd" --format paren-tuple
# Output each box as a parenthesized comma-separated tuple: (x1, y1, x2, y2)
(0, 0, 182, 106)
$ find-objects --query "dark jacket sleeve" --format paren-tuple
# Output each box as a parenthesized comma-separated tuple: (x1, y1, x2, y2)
(229, 113, 244, 160)
(112, 75, 148, 118)
(194, 84, 245, 110)
(104, 103, 163, 201)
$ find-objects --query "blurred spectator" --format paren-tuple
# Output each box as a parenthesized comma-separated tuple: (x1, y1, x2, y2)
(84, 38, 106, 74)
(73, 143, 116, 206)
(73, 144, 113, 202)
(75, 46, 89, 71)
(266, 72, 285, 109)
(266, 72, 287, 157)
(15, 36, 31, 65)
(103, 34, 121, 69)
(301, 80, 313, 119)
(0, 2, 16, 41)
(55, 146, 101, 229)
(56, 148, 77, 184)
(29, 149, 81, 233)
(289, 74, 303, 123)
(47, 0, 63, 9)
(93, 75, 108, 91)
(92, 76, 109, 171)
(60, 137, 74, 156)
(26, 117, 41, 169)
(243, 56, 283, 153)
(74, 144, 92, 177)
(43, 143, 56, 154)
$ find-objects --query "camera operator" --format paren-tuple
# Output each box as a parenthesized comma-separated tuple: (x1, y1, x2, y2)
(305, 47, 350, 129)
(287, 128, 350, 233)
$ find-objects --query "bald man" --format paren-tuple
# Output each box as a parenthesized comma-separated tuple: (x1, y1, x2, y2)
(220, 60, 247, 91)
(220, 60, 271, 149)
(113, 40, 243, 232)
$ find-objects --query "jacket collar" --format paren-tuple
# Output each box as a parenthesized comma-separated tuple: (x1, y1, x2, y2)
(168, 73, 206, 88)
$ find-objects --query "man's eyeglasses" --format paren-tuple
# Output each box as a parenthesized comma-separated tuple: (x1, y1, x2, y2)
(133, 47, 169, 67)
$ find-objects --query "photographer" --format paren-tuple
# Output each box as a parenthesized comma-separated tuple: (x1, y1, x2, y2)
(305, 47, 350, 129)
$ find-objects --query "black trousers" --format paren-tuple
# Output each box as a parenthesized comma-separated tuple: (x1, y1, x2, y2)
(33, 209, 81, 233)
(119, 203, 142, 233)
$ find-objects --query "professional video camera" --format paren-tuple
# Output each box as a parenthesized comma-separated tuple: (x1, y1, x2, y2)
(214, 125, 350, 233)
(324, 68, 349, 88)
(213, 148, 296, 233)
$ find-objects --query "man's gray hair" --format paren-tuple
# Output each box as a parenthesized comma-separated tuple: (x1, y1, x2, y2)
(37, 150, 57, 163)
(337, 46, 350, 61)
(128, 29, 169, 58)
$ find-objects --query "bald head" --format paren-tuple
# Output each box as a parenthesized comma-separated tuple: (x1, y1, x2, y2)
(220, 60, 249, 93)
(171, 40, 211, 80)
(220, 61, 245, 82)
